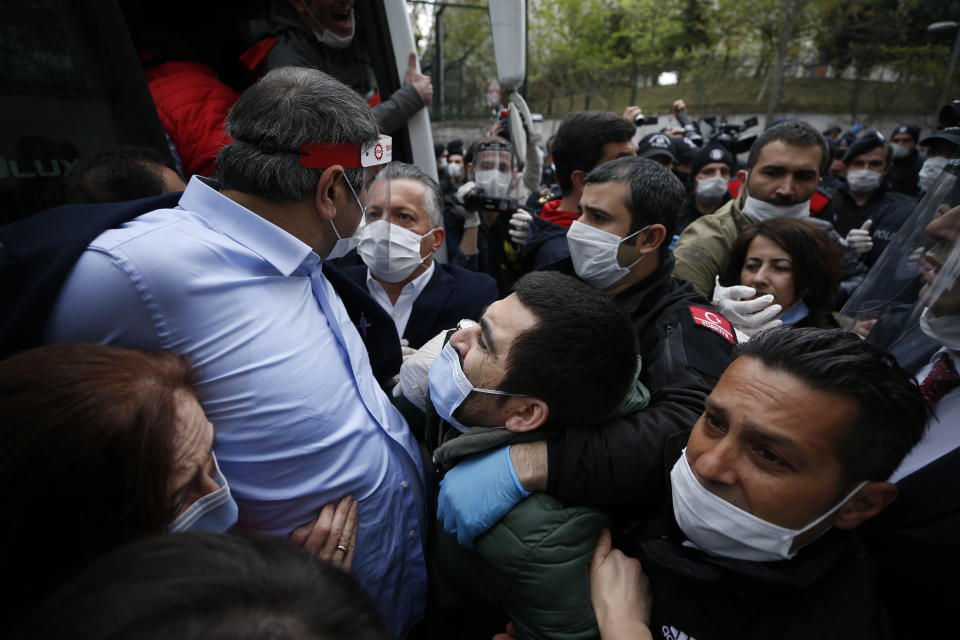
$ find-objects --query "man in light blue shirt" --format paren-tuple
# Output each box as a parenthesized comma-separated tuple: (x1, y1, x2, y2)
(45, 67, 426, 637)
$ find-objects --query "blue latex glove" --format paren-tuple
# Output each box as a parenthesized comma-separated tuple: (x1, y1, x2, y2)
(437, 445, 532, 548)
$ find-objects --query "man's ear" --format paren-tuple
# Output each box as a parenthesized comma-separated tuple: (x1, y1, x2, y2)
(639, 224, 667, 254)
(429, 226, 446, 252)
(503, 397, 549, 433)
(465, 162, 474, 181)
(833, 481, 898, 530)
(569, 169, 586, 193)
(314, 165, 345, 222)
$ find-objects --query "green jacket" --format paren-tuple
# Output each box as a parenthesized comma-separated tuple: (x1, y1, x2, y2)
(429, 494, 609, 640)
(423, 365, 650, 640)
(672, 196, 751, 299)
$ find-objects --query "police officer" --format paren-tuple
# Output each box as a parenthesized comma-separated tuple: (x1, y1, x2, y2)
(818, 131, 917, 267)
(887, 124, 923, 196)
(918, 126, 960, 194)
(636, 132, 676, 171)
(676, 143, 734, 233)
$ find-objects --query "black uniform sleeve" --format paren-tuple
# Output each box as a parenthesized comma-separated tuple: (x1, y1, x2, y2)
(546, 386, 704, 508)
(546, 306, 734, 507)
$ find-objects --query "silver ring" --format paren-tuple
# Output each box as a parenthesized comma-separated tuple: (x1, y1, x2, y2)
(337, 543, 349, 553)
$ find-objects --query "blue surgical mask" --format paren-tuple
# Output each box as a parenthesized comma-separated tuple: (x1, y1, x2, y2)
(169, 454, 239, 533)
(428, 341, 519, 433)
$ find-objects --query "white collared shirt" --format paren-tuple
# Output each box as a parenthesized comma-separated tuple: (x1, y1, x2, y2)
(889, 348, 960, 483)
(365, 260, 435, 338)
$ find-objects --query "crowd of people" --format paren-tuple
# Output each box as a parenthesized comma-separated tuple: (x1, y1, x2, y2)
(1, 1, 959, 639)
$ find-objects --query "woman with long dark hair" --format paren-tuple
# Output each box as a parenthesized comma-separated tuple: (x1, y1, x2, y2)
(721, 218, 841, 331)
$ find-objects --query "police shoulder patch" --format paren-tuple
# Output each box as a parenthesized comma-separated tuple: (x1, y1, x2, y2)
(688, 305, 736, 344)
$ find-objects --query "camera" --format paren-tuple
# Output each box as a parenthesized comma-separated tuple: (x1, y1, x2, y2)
(672, 107, 703, 145)
(463, 189, 519, 215)
(703, 115, 758, 154)
(633, 113, 659, 126)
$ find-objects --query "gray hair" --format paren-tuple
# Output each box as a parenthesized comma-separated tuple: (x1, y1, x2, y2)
(373, 162, 443, 228)
(215, 67, 379, 202)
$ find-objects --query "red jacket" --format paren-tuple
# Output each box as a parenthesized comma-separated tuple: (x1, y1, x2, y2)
(539, 198, 578, 228)
(146, 61, 239, 179)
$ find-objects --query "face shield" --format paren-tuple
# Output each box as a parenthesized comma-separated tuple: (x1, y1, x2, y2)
(472, 143, 518, 202)
(840, 152, 960, 344)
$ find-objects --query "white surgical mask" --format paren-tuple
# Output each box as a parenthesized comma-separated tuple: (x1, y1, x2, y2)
(169, 455, 239, 533)
(303, 0, 355, 50)
(890, 144, 910, 160)
(696, 176, 728, 203)
(920, 306, 960, 350)
(567, 220, 648, 290)
(357, 219, 435, 282)
(742, 195, 810, 222)
(326, 176, 363, 260)
(314, 27, 354, 49)
(919, 156, 949, 193)
(475, 169, 511, 199)
(428, 341, 519, 433)
(671, 448, 866, 561)
(846, 168, 883, 194)
(447, 163, 463, 179)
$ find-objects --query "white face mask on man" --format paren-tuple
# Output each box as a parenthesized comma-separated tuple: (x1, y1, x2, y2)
(474, 169, 512, 199)
(325, 175, 364, 260)
(696, 176, 728, 204)
(357, 219, 435, 282)
(566, 220, 648, 290)
(919, 156, 949, 193)
(670, 449, 866, 562)
(740, 172, 812, 222)
(301, 1, 355, 49)
(846, 169, 883, 194)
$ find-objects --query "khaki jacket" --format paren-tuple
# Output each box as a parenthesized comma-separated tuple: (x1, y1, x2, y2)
(672, 196, 752, 298)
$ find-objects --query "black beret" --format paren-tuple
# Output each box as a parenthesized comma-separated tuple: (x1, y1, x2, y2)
(691, 143, 734, 177)
(892, 125, 921, 144)
(843, 130, 886, 164)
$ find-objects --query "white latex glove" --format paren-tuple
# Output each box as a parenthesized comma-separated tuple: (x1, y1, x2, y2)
(454, 181, 480, 228)
(396, 321, 477, 411)
(711, 276, 783, 335)
(508, 210, 533, 245)
(399, 338, 416, 360)
(454, 181, 476, 207)
(842, 220, 873, 255)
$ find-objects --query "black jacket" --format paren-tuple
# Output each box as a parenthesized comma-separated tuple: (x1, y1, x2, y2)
(676, 191, 731, 234)
(541, 254, 735, 514)
(445, 205, 569, 298)
(886, 149, 923, 197)
(340, 261, 498, 349)
(859, 327, 960, 639)
(818, 185, 916, 267)
(624, 434, 892, 640)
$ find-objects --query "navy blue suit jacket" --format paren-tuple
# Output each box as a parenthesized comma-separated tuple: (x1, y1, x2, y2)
(341, 261, 498, 349)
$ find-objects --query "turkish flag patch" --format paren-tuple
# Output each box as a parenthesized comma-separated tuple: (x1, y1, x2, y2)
(688, 305, 736, 344)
